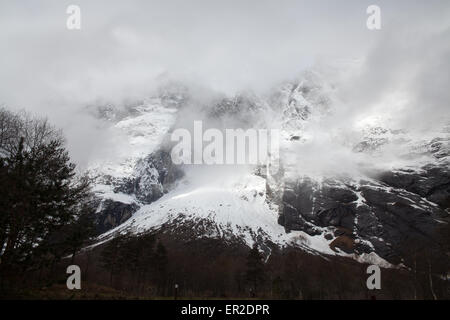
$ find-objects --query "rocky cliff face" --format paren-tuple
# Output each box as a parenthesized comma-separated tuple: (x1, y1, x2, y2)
(280, 173, 448, 264)
(87, 71, 449, 267)
(87, 89, 185, 234)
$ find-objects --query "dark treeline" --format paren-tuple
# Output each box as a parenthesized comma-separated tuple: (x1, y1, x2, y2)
(99, 233, 168, 296)
(65, 231, 448, 300)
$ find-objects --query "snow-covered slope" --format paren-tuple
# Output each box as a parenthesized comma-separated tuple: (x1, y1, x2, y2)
(87, 95, 182, 233)
(97, 168, 393, 267)
(89, 98, 178, 183)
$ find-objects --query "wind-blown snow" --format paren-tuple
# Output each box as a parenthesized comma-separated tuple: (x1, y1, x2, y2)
(99, 173, 284, 243)
(92, 184, 138, 205)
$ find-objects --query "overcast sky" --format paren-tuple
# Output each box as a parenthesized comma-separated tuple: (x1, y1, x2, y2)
(0, 0, 449, 165)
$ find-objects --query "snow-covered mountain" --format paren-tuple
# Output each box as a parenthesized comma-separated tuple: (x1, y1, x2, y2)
(87, 70, 450, 267)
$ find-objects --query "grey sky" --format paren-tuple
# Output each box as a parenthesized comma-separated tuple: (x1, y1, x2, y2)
(0, 0, 449, 164)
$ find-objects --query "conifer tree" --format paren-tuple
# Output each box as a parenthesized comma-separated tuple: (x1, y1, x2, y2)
(245, 243, 266, 296)
(0, 108, 92, 290)
(154, 241, 168, 294)
(100, 235, 127, 287)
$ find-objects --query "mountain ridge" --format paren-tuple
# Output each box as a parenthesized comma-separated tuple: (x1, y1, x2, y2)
(87, 69, 450, 267)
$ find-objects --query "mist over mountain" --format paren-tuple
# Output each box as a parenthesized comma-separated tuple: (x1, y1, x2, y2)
(0, 0, 449, 300)
(83, 65, 449, 267)
(1, 1, 449, 166)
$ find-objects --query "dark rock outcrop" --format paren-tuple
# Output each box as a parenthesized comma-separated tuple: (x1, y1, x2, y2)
(281, 167, 450, 264)
(94, 149, 184, 233)
(94, 199, 140, 234)
(379, 166, 450, 211)
(113, 150, 184, 204)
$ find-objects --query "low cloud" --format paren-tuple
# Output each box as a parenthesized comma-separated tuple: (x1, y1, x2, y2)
(0, 0, 448, 167)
